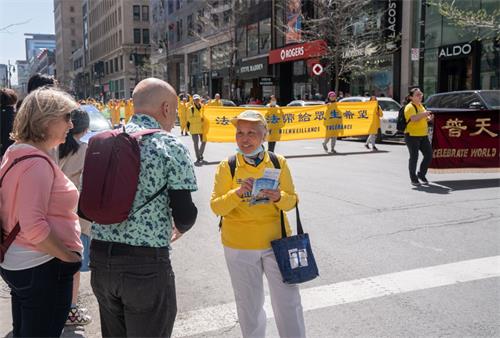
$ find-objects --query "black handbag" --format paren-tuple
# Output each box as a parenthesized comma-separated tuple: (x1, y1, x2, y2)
(271, 204, 319, 284)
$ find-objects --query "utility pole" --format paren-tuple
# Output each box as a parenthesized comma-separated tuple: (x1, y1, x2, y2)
(418, 0, 427, 89)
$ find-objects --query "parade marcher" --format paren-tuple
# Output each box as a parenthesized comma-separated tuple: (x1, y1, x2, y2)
(187, 94, 207, 164)
(210, 110, 306, 338)
(178, 96, 189, 136)
(0, 88, 17, 156)
(89, 78, 198, 338)
(323, 91, 338, 154)
(58, 108, 92, 326)
(266, 95, 280, 152)
(404, 87, 434, 186)
(365, 96, 383, 151)
(109, 99, 121, 128)
(0, 87, 83, 337)
(207, 93, 223, 106)
(124, 98, 134, 123)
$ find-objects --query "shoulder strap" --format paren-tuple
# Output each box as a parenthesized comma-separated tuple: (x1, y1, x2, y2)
(0, 154, 55, 257)
(228, 152, 281, 178)
(268, 151, 281, 170)
(228, 155, 237, 178)
(0, 154, 54, 188)
(131, 129, 163, 138)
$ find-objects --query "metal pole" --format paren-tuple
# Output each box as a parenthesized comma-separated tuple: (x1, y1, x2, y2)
(418, 0, 426, 89)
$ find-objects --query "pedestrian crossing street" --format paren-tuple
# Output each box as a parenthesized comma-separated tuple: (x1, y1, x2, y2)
(172, 255, 500, 337)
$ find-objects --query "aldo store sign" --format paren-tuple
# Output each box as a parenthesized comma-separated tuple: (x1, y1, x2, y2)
(438, 43, 473, 59)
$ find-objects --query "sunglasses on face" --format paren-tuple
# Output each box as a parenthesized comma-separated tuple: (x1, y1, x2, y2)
(63, 113, 72, 122)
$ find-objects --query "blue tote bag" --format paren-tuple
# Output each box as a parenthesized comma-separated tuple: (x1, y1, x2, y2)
(271, 204, 319, 284)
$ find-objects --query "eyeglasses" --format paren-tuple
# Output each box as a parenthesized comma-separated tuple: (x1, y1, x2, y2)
(63, 113, 72, 122)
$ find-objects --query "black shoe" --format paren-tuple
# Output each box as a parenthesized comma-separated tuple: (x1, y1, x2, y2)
(411, 180, 420, 186)
(372, 146, 378, 151)
(365, 144, 370, 150)
(417, 172, 428, 184)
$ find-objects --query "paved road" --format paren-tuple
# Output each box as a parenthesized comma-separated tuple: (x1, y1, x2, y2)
(1, 130, 499, 337)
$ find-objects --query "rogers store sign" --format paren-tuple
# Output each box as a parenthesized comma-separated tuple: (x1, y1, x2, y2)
(269, 40, 327, 64)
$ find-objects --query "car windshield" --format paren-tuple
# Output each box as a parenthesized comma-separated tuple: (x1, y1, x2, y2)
(82, 105, 112, 131)
(378, 101, 401, 111)
(479, 91, 500, 109)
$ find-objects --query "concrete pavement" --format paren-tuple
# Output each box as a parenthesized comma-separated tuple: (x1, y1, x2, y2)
(1, 130, 499, 337)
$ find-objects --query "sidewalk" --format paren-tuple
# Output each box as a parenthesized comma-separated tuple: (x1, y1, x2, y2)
(0, 271, 101, 337)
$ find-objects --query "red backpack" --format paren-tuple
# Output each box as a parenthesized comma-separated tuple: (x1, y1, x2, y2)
(79, 129, 166, 225)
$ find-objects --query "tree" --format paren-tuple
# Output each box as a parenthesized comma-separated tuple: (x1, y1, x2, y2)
(276, 0, 400, 92)
(427, 0, 500, 41)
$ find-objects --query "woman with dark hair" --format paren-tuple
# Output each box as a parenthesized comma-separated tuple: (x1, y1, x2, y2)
(403, 87, 434, 186)
(58, 108, 92, 326)
(0, 88, 18, 156)
(15, 73, 57, 111)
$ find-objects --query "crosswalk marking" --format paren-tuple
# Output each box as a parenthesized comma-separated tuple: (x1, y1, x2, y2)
(172, 255, 500, 337)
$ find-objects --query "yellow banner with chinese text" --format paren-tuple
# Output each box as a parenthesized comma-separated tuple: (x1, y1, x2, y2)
(202, 102, 380, 142)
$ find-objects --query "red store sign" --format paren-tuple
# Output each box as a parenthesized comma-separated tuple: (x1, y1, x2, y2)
(268, 40, 327, 64)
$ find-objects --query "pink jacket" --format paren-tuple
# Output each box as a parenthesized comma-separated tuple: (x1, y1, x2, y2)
(0, 144, 82, 253)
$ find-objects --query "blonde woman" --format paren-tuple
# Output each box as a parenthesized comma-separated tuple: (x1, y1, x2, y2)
(0, 87, 82, 337)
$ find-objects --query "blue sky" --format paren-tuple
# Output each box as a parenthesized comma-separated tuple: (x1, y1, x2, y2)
(0, 0, 54, 66)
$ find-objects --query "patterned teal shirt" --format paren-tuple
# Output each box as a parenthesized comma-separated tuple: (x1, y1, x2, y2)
(92, 114, 197, 247)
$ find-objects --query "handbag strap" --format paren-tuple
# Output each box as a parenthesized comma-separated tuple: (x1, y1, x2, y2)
(0, 154, 54, 253)
(279, 203, 304, 238)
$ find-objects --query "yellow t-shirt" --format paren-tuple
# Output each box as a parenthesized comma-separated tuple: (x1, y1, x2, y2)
(187, 104, 204, 135)
(207, 99, 222, 107)
(404, 102, 428, 136)
(210, 152, 298, 250)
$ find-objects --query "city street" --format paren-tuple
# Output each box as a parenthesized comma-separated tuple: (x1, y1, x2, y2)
(1, 130, 499, 338)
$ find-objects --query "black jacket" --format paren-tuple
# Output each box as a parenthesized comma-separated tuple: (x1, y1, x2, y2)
(0, 106, 15, 156)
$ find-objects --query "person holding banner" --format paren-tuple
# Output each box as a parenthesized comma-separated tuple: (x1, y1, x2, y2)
(365, 96, 383, 151)
(404, 88, 434, 186)
(322, 91, 337, 154)
(210, 110, 306, 338)
(266, 95, 280, 152)
(207, 93, 223, 106)
(187, 94, 207, 164)
(178, 96, 189, 136)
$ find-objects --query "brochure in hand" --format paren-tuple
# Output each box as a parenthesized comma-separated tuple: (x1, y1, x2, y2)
(249, 168, 281, 205)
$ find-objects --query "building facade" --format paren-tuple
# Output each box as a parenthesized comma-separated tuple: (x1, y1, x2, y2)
(84, 0, 151, 100)
(420, 0, 499, 96)
(54, 0, 84, 90)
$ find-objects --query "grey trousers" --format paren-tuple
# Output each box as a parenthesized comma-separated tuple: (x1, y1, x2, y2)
(89, 240, 176, 338)
(192, 134, 207, 161)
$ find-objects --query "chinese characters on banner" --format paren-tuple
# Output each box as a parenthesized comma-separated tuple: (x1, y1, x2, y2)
(431, 110, 500, 170)
(201, 102, 380, 142)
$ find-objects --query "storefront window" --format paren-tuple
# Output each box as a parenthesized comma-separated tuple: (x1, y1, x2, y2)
(247, 23, 259, 57)
(259, 18, 271, 53)
(425, 4, 442, 49)
(188, 53, 199, 75)
(200, 49, 210, 72)
(423, 48, 438, 95)
(293, 61, 305, 76)
(480, 39, 500, 89)
(212, 42, 231, 70)
(237, 27, 246, 58)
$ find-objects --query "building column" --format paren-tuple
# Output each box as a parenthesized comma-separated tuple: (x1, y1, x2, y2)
(399, 0, 414, 102)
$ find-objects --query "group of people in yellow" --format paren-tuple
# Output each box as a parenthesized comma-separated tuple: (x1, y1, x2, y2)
(177, 93, 223, 164)
(79, 98, 134, 127)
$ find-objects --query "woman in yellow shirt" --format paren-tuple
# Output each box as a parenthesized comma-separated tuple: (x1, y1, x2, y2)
(404, 88, 434, 186)
(210, 110, 305, 338)
(365, 96, 383, 151)
(187, 94, 206, 163)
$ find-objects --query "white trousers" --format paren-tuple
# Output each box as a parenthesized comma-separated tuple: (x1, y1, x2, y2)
(365, 134, 376, 146)
(224, 247, 306, 338)
(323, 137, 337, 149)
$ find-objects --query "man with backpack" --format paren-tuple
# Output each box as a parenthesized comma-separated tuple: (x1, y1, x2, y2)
(86, 78, 198, 338)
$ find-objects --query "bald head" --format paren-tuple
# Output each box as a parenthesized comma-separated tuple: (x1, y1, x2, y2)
(132, 78, 178, 130)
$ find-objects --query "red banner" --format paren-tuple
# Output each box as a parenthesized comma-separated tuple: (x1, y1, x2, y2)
(430, 110, 500, 170)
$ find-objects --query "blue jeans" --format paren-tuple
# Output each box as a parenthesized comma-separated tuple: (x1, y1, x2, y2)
(90, 240, 177, 338)
(0, 258, 81, 337)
